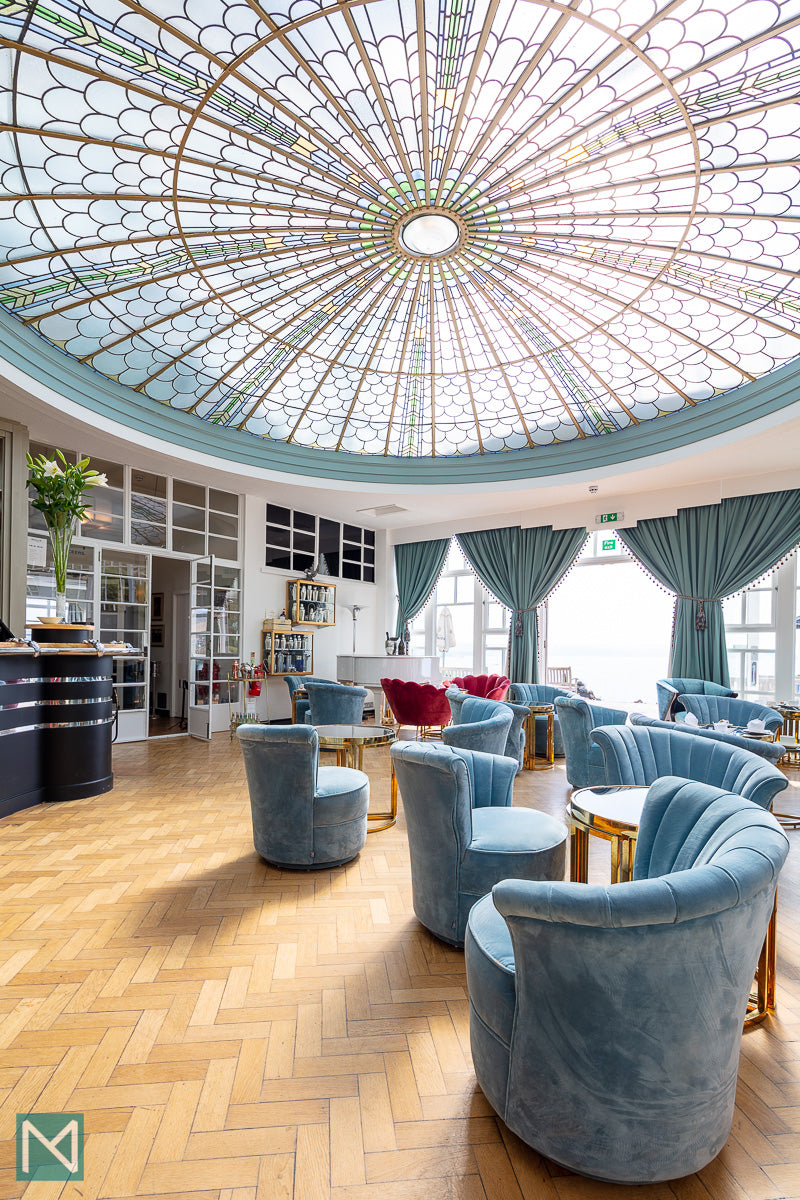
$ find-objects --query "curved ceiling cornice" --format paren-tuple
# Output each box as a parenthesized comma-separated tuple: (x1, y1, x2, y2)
(1, 0, 799, 475)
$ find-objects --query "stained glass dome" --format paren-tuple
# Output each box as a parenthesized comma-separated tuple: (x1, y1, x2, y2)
(1, 0, 799, 461)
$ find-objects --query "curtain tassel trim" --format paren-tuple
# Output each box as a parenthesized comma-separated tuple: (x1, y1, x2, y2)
(675, 593, 714, 632)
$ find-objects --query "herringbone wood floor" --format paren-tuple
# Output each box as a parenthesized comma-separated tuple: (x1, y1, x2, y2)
(1, 733, 799, 1200)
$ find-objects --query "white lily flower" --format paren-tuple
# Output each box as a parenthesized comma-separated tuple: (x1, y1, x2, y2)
(92, 473, 109, 487)
(42, 460, 63, 477)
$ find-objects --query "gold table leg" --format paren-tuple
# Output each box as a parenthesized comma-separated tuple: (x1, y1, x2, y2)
(367, 760, 398, 834)
(610, 833, 637, 885)
(532, 712, 555, 770)
(569, 826, 589, 883)
(745, 894, 777, 1027)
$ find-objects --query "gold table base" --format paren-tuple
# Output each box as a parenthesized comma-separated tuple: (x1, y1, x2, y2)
(524, 705, 555, 770)
(332, 742, 397, 833)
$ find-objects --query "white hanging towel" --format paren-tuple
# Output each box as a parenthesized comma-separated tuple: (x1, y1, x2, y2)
(437, 606, 456, 652)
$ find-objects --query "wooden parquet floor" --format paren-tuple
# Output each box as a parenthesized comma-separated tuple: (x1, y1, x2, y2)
(1, 734, 799, 1200)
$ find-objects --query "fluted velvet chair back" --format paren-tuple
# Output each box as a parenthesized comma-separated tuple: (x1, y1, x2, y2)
(304, 680, 367, 725)
(449, 673, 511, 700)
(629, 711, 785, 765)
(590, 723, 788, 810)
(508, 682, 571, 756)
(380, 677, 452, 732)
(237, 723, 370, 868)
(443, 702, 513, 756)
(555, 695, 629, 788)
(466, 777, 789, 1183)
(447, 690, 528, 768)
(677, 694, 783, 735)
(656, 676, 737, 720)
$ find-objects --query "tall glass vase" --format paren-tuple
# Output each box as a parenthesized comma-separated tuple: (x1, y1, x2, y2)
(46, 518, 76, 622)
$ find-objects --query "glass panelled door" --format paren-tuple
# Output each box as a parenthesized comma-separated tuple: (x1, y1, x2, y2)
(189, 555, 214, 740)
(213, 563, 241, 713)
(100, 549, 149, 742)
(189, 557, 242, 739)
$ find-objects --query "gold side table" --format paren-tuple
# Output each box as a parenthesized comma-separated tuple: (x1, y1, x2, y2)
(315, 723, 397, 832)
(568, 784, 776, 1028)
(524, 704, 555, 770)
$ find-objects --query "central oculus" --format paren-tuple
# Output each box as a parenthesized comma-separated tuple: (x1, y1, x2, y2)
(399, 212, 461, 257)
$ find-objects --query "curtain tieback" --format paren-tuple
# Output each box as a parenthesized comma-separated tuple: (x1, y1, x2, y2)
(512, 604, 538, 637)
(676, 593, 716, 633)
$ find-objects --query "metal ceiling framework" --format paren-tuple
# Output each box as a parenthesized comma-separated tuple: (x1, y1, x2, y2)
(1, 0, 799, 460)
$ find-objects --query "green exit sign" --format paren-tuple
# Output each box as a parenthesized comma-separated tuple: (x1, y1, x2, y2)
(595, 510, 624, 525)
(602, 539, 616, 551)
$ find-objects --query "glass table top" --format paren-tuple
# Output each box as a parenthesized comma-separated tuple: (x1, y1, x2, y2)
(315, 724, 397, 747)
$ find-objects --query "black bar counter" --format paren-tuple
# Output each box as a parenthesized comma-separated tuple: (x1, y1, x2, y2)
(0, 624, 137, 818)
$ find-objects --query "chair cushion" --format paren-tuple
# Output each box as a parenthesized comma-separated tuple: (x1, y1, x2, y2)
(470, 806, 566, 853)
(465, 893, 516, 1048)
(462, 808, 567, 899)
(314, 766, 370, 825)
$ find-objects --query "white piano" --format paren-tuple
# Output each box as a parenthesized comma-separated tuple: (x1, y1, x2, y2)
(337, 654, 442, 722)
(337, 654, 441, 689)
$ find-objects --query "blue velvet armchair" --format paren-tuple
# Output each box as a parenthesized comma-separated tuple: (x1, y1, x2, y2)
(465, 777, 789, 1183)
(677, 693, 783, 736)
(446, 690, 528, 769)
(508, 683, 571, 756)
(237, 724, 369, 868)
(656, 676, 737, 720)
(443, 693, 513, 756)
(590, 723, 788, 810)
(629, 711, 786, 764)
(555, 695, 629, 788)
(391, 741, 567, 946)
(303, 680, 368, 725)
(283, 675, 335, 724)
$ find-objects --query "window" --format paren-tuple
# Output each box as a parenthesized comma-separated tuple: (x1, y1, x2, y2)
(723, 580, 776, 703)
(80, 457, 124, 542)
(265, 506, 374, 581)
(131, 469, 167, 548)
(26, 543, 95, 626)
(408, 540, 510, 676)
(26, 446, 240, 562)
(545, 535, 673, 707)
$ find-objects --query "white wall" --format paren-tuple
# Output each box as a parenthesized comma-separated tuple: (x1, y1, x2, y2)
(239, 494, 387, 721)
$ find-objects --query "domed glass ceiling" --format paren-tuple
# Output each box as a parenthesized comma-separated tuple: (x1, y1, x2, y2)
(1, 0, 799, 459)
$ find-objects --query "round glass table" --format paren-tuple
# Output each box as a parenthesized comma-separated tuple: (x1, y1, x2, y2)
(315, 724, 397, 832)
(567, 785, 648, 885)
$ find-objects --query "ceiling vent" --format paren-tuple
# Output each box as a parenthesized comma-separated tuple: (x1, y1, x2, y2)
(357, 504, 408, 516)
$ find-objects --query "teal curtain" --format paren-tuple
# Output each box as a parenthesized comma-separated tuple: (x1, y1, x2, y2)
(618, 490, 800, 686)
(394, 538, 450, 638)
(457, 525, 587, 683)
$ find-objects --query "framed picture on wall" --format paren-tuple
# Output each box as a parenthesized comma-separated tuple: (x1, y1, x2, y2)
(152, 593, 164, 621)
(150, 625, 164, 648)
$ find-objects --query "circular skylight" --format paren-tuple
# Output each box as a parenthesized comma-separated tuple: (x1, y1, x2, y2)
(0, 0, 799, 459)
(399, 213, 462, 257)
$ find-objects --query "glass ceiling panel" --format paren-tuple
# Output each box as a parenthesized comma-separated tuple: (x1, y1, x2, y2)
(0, 0, 799, 458)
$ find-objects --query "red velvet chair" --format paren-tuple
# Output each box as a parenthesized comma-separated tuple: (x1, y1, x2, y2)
(380, 678, 452, 737)
(448, 674, 511, 701)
